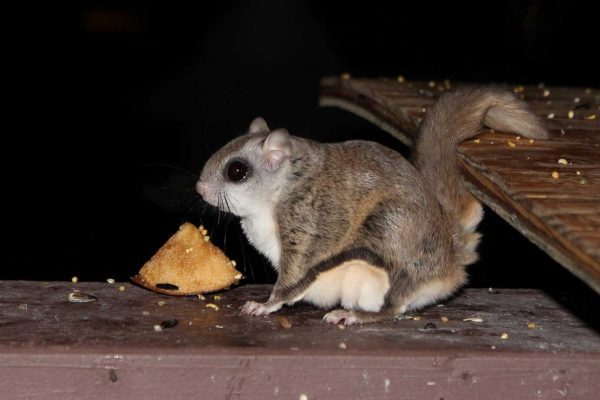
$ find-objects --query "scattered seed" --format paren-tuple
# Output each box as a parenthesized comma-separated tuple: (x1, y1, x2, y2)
(491, 345, 497, 350)
(213, 295, 222, 301)
(153, 324, 162, 332)
(436, 304, 445, 307)
(106, 278, 115, 284)
(528, 139, 535, 143)
(440, 316, 449, 323)
(142, 310, 150, 316)
(542, 89, 551, 97)
(473, 138, 481, 144)
(424, 322, 437, 330)
(341, 73, 351, 80)
(568, 110, 574, 119)
(108, 369, 118, 383)
(71, 276, 78, 283)
(160, 319, 178, 329)
(276, 316, 293, 329)
(527, 322, 537, 329)
(413, 316, 422, 321)
(206, 303, 220, 311)
(158, 300, 166, 306)
(558, 158, 568, 165)
(337, 324, 345, 330)
(197, 294, 206, 300)
(579, 178, 587, 184)
(426, 381, 436, 386)
(397, 75, 405, 83)
(574, 97, 581, 103)
(204, 236, 210, 242)
(234, 273, 243, 280)
(68, 292, 97, 303)
(463, 317, 484, 323)
(299, 395, 309, 400)
(118, 285, 126, 292)
(576, 171, 581, 175)
(515, 136, 521, 140)
(551, 171, 560, 179)
(231, 260, 237, 267)
(215, 325, 224, 329)
(338, 342, 347, 350)
(513, 86, 524, 94)
(507, 141, 516, 148)
(428, 81, 436, 88)
(547, 113, 555, 119)
(500, 333, 509, 340)
(585, 114, 597, 120)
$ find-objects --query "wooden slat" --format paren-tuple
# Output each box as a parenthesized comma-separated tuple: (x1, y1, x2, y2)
(319, 77, 600, 294)
(1, 281, 599, 399)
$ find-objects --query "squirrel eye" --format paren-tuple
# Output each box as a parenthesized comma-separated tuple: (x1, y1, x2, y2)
(226, 160, 248, 182)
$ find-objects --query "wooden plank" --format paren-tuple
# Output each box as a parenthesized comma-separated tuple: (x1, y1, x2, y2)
(319, 77, 600, 294)
(0, 281, 599, 399)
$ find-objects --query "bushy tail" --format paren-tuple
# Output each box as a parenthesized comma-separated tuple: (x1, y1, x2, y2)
(412, 86, 548, 265)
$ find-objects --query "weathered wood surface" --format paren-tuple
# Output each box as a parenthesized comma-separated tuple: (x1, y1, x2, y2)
(320, 77, 600, 294)
(1, 281, 599, 399)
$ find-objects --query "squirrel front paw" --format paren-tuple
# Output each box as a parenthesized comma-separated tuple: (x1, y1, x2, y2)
(241, 300, 282, 316)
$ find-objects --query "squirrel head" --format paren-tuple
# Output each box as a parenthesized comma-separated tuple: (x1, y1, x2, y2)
(196, 118, 293, 217)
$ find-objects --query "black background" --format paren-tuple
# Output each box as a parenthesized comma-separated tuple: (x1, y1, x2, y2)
(6, 1, 600, 310)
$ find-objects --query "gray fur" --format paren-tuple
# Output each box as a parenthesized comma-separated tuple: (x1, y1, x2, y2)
(197, 87, 548, 324)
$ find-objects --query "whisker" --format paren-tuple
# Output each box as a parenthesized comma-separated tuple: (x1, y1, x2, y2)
(144, 163, 198, 178)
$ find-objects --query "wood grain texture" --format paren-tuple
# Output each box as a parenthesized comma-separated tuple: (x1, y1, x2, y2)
(0, 282, 599, 399)
(320, 77, 600, 293)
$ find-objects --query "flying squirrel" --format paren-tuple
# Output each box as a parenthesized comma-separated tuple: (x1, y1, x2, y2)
(196, 86, 548, 325)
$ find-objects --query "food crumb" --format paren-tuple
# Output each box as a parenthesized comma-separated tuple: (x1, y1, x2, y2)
(441, 316, 449, 323)
(573, 97, 580, 103)
(337, 324, 345, 330)
(527, 322, 537, 329)
(547, 113, 555, 119)
(204, 236, 210, 242)
(215, 325, 224, 329)
(568, 110, 574, 119)
(528, 139, 534, 143)
(201, 229, 208, 236)
(206, 303, 220, 311)
(397, 75, 405, 83)
(491, 345, 497, 350)
(551, 171, 560, 179)
(507, 141, 516, 148)
(542, 89, 551, 97)
(231, 260, 237, 267)
(585, 114, 597, 120)
(428, 80, 436, 88)
(576, 171, 581, 175)
(558, 158, 568, 165)
(153, 324, 162, 332)
(197, 295, 206, 300)
(71, 276, 78, 283)
(338, 342, 347, 350)
(500, 333, 509, 340)
(276, 316, 293, 329)
(513, 86, 524, 94)
(413, 316, 421, 321)
(213, 295, 221, 301)
(118, 285, 126, 292)
(341, 72, 351, 80)
(426, 381, 436, 386)
(473, 138, 481, 144)
(158, 300, 166, 306)
(142, 310, 150, 316)
(106, 278, 115, 284)
(299, 394, 309, 400)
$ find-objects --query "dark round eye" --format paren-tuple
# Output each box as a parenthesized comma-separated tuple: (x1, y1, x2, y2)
(226, 160, 248, 182)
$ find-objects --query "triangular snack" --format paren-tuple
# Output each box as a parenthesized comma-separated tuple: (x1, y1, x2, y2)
(133, 223, 242, 295)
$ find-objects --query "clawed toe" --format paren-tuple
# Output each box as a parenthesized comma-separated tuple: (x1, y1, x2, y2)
(323, 309, 359, 325)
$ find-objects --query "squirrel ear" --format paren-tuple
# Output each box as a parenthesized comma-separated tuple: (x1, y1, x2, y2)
(263, 129, 291, 170)
(249, 117, 269, 134)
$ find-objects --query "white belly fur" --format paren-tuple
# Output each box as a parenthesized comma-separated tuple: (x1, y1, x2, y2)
(241, 210, 281, 269)
(302, 260, 391, 312)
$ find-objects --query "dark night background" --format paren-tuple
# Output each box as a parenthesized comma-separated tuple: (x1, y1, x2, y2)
(6, 1, 600, 308)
